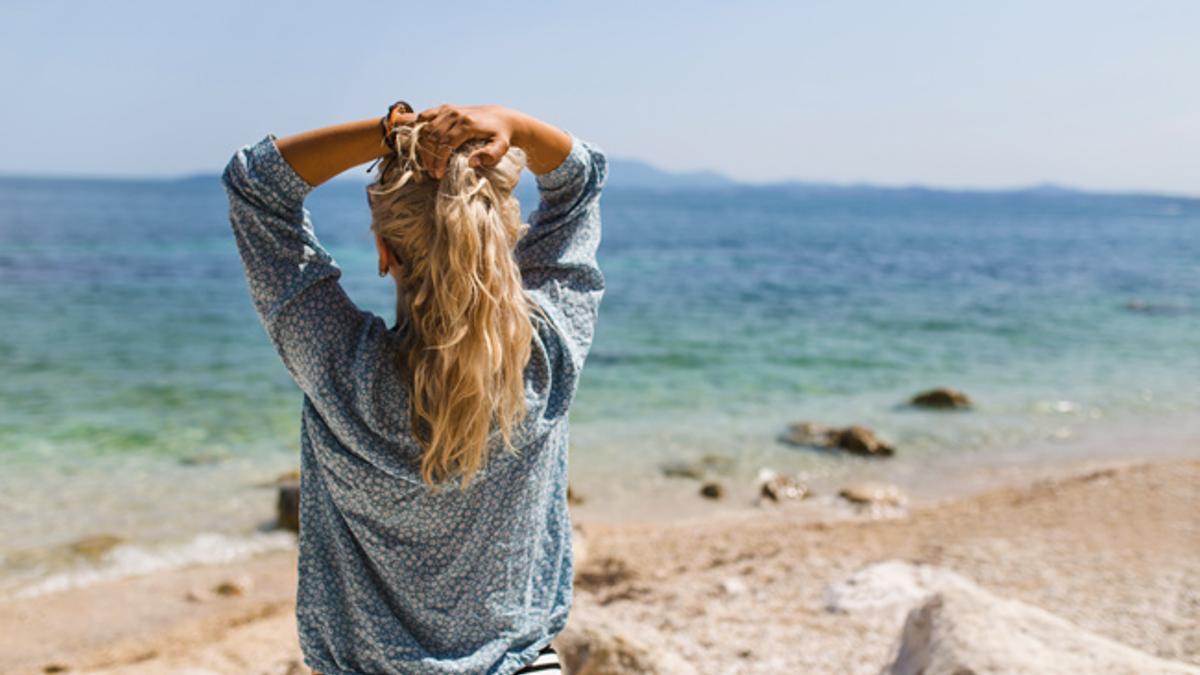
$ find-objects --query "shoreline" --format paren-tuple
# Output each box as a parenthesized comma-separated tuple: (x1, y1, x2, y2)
(3, 405, 1197, 601)
(2, 453, 1197, 674)
(4, 403, 1196, 586)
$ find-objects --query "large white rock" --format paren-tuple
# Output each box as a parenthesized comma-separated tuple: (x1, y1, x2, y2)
(824, 560, 972, 617)
(886, 582, 1200, 675)
(554, 612, 697, 675)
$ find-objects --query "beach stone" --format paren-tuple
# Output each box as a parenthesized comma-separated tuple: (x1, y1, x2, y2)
(779, 421, 835, 447)
(697, 453, 736, 475)
(555, 612, 698, 675)
(659, 460, 706, 480)
(178, 451, 226, 466)
(760, 475, 810, 502)
(185, 587, 213, 603)
(699, 482, 724, 499)
(214, 575, 253, 597)
(719, 577, 748, 596)
(779, 422, 896, 457)
(887, 581, 1200, 675)
(910, 387, 973, 410)
(831, 426, 895, 457)
(567, 484, 585, 505)
(277, 480, 300, 532)
(839, 481, 906, 507)
(68, 534, 125, 559)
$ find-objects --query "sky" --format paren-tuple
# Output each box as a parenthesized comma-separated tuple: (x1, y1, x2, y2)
(2, 1, 1198, 193)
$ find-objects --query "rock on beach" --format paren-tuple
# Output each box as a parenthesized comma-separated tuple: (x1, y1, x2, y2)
(759, 474, 810, 502)
(888, 579, 1200, 675)
(910, 387, 973, 410)
(838, 481, 907, 507)
(779, 422, 896, 457)
(277, 480, 300, 533)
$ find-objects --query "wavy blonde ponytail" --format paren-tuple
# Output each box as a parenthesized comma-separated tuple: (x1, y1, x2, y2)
(367, 124, 538, 490)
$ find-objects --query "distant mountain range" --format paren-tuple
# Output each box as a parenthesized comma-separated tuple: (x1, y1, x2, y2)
(599, 160, 1104, 196)
(604, 158, 737, 190)
(513, 157, 1193, 201)
(4, 161, 1194, 201)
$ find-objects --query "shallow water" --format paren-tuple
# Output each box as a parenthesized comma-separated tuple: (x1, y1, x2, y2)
(1, 174, 1197, 593)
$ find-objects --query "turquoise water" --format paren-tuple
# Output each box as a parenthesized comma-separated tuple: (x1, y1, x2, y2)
(1, 175, 1197, 589)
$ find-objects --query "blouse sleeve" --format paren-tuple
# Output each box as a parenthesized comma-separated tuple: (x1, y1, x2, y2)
(222, 135, 392, 413)
(517, 136, 608, 373)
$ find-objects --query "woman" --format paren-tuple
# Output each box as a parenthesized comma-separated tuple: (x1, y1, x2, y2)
(222, 102, 607, 674)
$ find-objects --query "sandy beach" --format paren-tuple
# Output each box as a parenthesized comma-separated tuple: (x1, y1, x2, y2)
(2, 454, 1197, 674)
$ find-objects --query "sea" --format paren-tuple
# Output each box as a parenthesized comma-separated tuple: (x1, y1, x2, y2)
(1, 170, 1197, 596)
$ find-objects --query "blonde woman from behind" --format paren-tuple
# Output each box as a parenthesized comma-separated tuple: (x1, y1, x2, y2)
(223, 102, 606, 674)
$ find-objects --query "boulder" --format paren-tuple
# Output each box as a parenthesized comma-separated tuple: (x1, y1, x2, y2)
(277, 481, 300, 532)
(910, 388, 973, 410)
(554, 612, 697, 675)
(831, 426, 895, 457)
(699, 482, 724, 499)
(823, 560, 972, 616)
(760, 475, 810, 502)
(887, 581, 1200, 675)
(839, 481, 906, 507)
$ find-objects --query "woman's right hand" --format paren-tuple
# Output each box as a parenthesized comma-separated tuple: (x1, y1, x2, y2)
(415, 104, 573, 178)
(415, 104, 518, 179)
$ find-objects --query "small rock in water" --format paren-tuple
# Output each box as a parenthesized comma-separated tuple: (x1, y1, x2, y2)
(910, 388, 973, 410)
(760, 474, 810, 502)
(277, 481, 300, 532)
(214, 575, 253, 597)
(659, 460, 707, 480)
(68, 534, 125, 559)
(779, 422, 834, 447)
(697, 453, 736, 475)
(831, 426, 895, 457)
(699, 482, 724, 499)
(179, 452, 226, 466)
(780, 422, 896, 457)
(839, 481, 907, 507)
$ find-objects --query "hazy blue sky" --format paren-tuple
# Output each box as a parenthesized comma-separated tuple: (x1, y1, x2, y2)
(2, 1, 1197, 193)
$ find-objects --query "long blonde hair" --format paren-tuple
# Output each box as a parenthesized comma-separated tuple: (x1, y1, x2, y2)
(367, 123, 539, 490)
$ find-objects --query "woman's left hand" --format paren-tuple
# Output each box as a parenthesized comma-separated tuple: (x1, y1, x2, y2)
(415, 104, 517, 179)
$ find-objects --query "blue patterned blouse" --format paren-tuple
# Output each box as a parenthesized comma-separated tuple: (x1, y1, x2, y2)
(222, 133, 607, 674)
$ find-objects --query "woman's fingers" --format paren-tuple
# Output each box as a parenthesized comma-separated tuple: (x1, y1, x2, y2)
(413, 104, 510, 178)
(468, 137, 509, 168)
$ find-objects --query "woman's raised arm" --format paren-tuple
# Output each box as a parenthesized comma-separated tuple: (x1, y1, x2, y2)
(273, 111, 417, 187)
